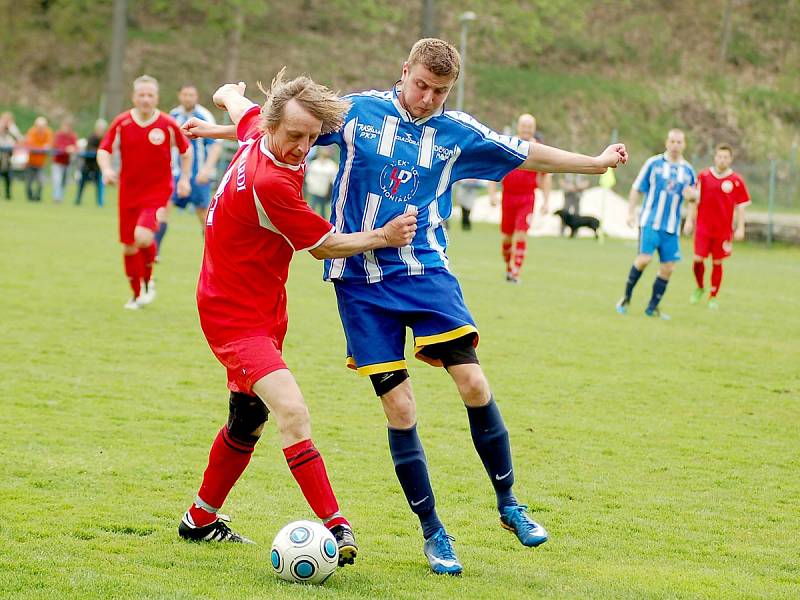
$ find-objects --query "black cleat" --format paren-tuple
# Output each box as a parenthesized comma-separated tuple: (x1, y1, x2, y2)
(329, 524, 358, 566)
(178, 511, 255, 544)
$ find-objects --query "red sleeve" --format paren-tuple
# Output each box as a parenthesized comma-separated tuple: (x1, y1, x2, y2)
(99, 114, 124, 153)
(237, 105, 262, 143)
(164, 115, 190, 154)
(734, 174, 751, 205)
(254, 171, 333, 251)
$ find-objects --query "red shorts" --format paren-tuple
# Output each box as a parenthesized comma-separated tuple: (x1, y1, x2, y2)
(206, 335, 288, 394)
(501, 196, 535, 235)
(118, 205, 165, 245)
(694, 230, 732, 260)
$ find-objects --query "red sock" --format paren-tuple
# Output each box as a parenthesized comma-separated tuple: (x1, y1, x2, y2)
(710, 263, 723, 297)
(123, 252, 142, 298)
(284, 439, 341, 521)
(502, 240, 512, 270)
(511, 239, 527, 278)
(141, 243, 156, 286)
(693, 260, 705, 289)
(190, 426, 255, 526)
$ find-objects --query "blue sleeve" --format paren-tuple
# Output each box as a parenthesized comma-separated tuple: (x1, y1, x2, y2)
(633, 158, 655, 194)
(448, 114, 528, 182)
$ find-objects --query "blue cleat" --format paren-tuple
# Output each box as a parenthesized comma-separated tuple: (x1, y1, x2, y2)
(615, 296, 630, 314)
(644, 307, 670, 320)
(500, 504, 549, 547)
(423, 528, 463, 576)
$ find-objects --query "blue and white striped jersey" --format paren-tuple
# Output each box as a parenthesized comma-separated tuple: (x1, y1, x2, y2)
(169, 104, 219, 179)
(633, 153, 696, 234)
(316, 87, 529, 283)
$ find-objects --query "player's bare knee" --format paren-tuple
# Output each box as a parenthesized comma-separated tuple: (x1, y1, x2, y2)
(277, 399, 311, 433)
(453, 368, 490, 406)
(228, 391, 269, 444)
(134, 226, 154, 248)
(123, 244, 138, 256)
(380, 384, 416, 429)
(659, 263, 675, 278)
(635, 254, 652, 269)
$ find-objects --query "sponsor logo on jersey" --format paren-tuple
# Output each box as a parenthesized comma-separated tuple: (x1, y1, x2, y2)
(148, 128, 166, 145)
(380, 159, 419, 202)
(357, 123, 380, 140)
(721, 179, 734, 194)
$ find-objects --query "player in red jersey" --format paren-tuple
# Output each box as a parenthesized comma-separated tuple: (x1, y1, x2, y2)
(97, 75, 192, 310)
(489, 114, 551, 283)
(683, 144, 750, 309)
(177, 74, 417, 565)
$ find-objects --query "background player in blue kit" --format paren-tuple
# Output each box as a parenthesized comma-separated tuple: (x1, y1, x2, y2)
(182, 39, 628, 576)
(616, 129, 696, 320)
(154, 84, 222, 257)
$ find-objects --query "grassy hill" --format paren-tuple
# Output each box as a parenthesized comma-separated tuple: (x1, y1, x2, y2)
(1, 0, 798, 205)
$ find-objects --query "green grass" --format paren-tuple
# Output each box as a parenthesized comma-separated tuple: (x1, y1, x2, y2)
(1, 190, 799, 599)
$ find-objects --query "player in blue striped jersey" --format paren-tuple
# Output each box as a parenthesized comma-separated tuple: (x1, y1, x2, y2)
(181, 39, 627, 575)
(154, 84, 222, 255)
(616, 129, 696, 319)
(316, 39, 627, 575)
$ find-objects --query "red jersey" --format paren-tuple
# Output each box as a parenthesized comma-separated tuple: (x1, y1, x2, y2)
(197, 106, 334, 345)
(53, 131, 77, 165)
(696, 168, 750, 237)
(501, 168, 538, 202)
(99, 110, 188, 208)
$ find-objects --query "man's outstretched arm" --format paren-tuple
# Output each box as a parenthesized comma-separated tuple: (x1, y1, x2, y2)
(521, 142, 628, 174)
(309, 211, 417, 259)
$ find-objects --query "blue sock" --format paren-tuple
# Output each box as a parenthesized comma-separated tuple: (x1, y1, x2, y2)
(624, 265, 643, 301)
(466, 397, 517, 511)
(388, 425, 443, 539)
(154, 221, 168, 249)
(647, 276, 669, 312)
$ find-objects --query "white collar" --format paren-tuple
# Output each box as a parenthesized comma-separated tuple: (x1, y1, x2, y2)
(391, 84, 444, 125)
(259, 137, 302, 171)
(129, 109, 160, 128)
(661, 152, 687, 165)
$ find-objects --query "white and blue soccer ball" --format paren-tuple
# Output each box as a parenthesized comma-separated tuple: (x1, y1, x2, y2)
(270, 520, 339, 584)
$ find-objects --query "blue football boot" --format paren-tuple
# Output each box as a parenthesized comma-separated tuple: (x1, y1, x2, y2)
(423, 528, 463, 575)
(500, 504, 549, 547)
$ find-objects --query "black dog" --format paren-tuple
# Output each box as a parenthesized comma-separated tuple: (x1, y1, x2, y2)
(554, 208, 601, 239)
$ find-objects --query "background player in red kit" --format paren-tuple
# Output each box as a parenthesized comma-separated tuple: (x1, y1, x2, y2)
(489, 113, 551, 283)
(177, 74, 417, 565)
(97, 75, 192, 309)
(684, 144, 750, 309)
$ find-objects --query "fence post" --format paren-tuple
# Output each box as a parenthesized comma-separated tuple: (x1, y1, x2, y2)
(767, 158, 777, 246)
(787, 139, 798, 208)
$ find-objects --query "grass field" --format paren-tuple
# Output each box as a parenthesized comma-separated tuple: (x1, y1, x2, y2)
(1, 192, 798, 599)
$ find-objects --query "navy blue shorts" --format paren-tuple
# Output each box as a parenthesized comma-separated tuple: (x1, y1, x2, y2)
(333, 269, 478, 375)
(172, 177, 211, 209)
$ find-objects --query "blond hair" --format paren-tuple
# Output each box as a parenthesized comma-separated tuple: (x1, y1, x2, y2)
(407, 38, 461, 79)
(715, 143, 733, 156)
(257, 68, 350, 135)
(133, 75, 159, 92)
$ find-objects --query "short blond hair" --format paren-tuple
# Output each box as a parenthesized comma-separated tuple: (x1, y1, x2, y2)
(257, 68, 350, 135)
(133, 75, 159, 92)
(407, 38, 461, 79)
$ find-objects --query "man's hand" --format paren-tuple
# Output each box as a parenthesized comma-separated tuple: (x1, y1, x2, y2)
(597, 143, 628, 170)
(212, 82, 247, 109)
(379, 209, 418, 247)
(102, 168, 118, 186)
(734, 225, 745, 241)
(177, 176, 191, 198)
(489, 192, 498, 207)
(182, 118, 217, 140)
(196, 166, 213, 185)
(626, 210, 637, 229)
(541, 201, 550, 215)
(683, 219, 694, 236)
(683, 185, 698, 201)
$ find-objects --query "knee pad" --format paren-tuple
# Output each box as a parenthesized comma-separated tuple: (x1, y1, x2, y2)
(369, 369, 409, 397)
(421, 333, 480, 368)
(227, 391, 269, 444)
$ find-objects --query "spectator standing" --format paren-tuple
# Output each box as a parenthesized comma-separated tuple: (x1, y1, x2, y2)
(75, 119, 107, 207)
(0, 112, 22, 200)
(305, 147, 338, 218)
(25, 117, 53, 202)
(51, 118, 78, 203)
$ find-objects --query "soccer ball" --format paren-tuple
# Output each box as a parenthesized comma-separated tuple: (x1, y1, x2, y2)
(270, 520, 339, 584)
